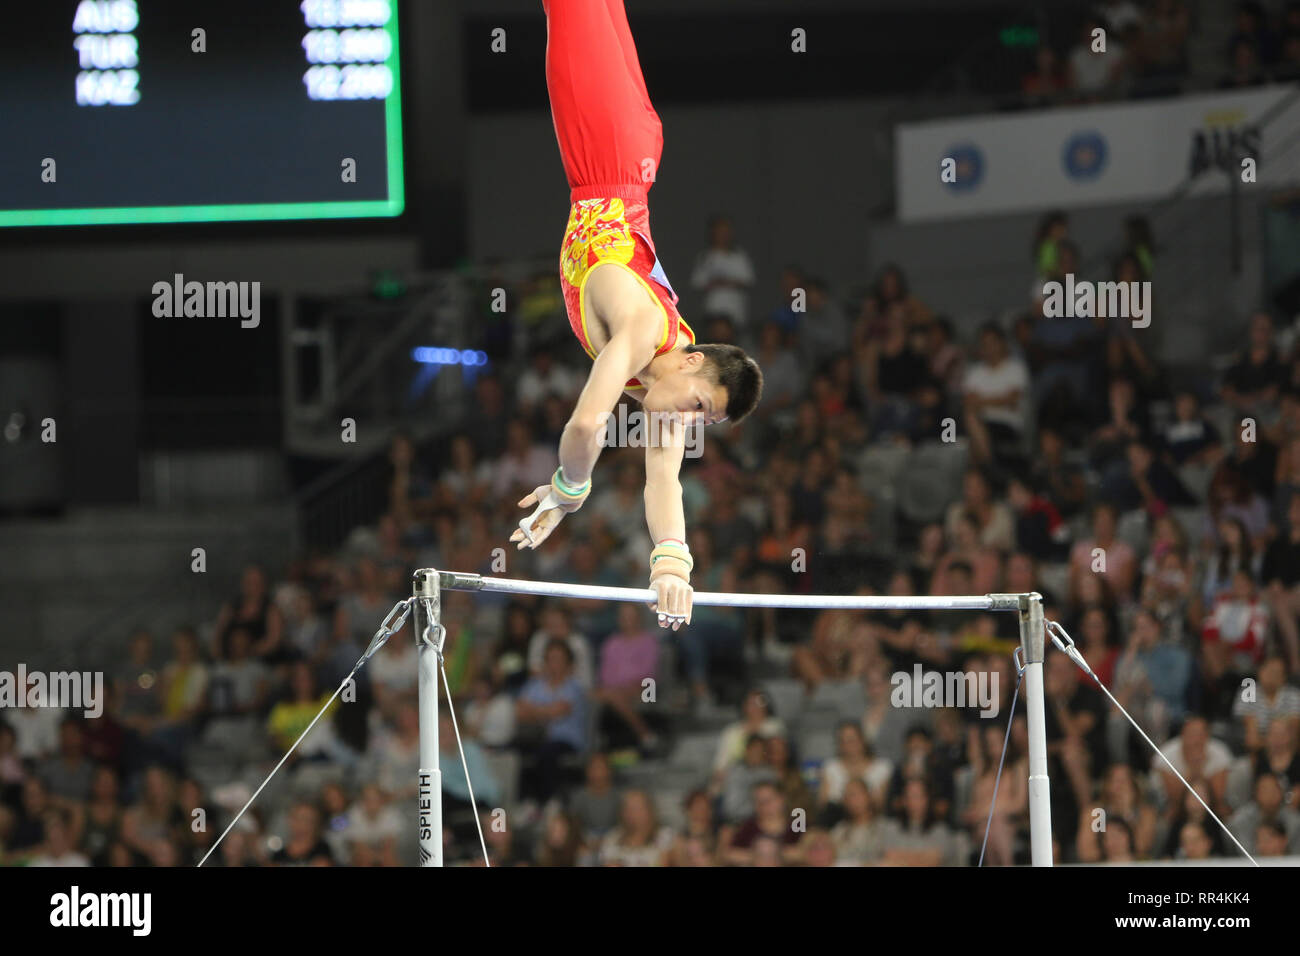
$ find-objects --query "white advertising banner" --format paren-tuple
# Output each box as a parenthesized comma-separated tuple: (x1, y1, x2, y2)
(896, 84, 1300, 222)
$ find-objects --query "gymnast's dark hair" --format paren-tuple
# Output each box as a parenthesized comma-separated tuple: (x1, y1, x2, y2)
(685, 342, 763, 425)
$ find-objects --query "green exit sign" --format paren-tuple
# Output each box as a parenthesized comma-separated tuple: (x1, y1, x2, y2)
(1000, 25, 1040, 47)
(371, 270, 407, 300)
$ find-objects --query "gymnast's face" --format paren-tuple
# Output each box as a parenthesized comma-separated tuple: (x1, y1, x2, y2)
(642, 352, 727, 427)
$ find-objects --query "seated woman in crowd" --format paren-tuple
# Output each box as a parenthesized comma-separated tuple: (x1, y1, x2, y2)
(829, 778, 886, 865)
(1075, 763, 1158, 863)
(961, 723, 1027, 866)
(710, 688, 785, 789)
(597, 789, 675, 867)
(818, 721, 893, 824)
(880, 778, 959, 866)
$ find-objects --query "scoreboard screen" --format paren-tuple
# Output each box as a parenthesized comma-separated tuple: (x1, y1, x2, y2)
(0, 0, 404, 227)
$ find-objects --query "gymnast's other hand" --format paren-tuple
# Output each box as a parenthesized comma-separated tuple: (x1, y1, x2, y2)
(511, 485, 563, 550)
(510, 480, 585, 550)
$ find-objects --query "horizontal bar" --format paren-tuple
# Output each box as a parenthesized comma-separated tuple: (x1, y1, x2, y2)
(418, 570, 1030, 612)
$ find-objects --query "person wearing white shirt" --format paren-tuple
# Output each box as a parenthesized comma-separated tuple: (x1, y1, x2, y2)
(1098, 0, 1142, 34)
(526, 604, 595, 690)
(598, 789, 676, 866)
(490, 419, 556, 501)
(368, 631, 419, 717)
(463, 678, 517, 748)
(1068, 15, 1126, 94)
(690, 216, 755, 327)
(962, 323, 1030, 465)
(11, 707, 62, 762)
(28, 809, 89, 866)
(819, 722, 894, 810)
(1152, 716, 1233, 809)
(346, 784, 402, 867)
(516, 350, 582, 412)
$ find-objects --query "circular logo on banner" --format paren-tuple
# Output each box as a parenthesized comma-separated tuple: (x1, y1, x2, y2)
(1063, 131, 1108, 180)
(943, 144, 984, 192)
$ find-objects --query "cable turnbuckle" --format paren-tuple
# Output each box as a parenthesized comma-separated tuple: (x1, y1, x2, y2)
(360, 598, 414, 663)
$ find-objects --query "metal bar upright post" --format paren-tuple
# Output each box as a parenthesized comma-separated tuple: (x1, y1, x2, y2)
(413, 569, 442, 867)
(1020, 592, 1053, 867)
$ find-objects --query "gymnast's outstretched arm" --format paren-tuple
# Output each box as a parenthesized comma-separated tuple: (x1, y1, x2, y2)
(558, 329, 649, 484)
(509, 322, 653, 551)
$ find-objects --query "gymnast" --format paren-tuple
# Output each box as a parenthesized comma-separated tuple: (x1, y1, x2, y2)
(509, 0, 764, 632)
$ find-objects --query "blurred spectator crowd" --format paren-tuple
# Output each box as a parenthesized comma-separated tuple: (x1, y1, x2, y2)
(5, 146, 1300, 870)
(1017, 1, 1300, 106)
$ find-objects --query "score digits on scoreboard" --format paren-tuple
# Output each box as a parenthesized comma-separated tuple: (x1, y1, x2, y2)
(8, 0, 405, 225)
(300, 0, 395, 101)
(68, 1, 395, 107)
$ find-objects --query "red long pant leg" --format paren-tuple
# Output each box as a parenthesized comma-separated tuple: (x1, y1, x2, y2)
(602, 0, 657, 130)
(544, 0, 662, 197)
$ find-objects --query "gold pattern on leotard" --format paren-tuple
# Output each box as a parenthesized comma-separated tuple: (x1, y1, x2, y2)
(561, 197, 636, 287)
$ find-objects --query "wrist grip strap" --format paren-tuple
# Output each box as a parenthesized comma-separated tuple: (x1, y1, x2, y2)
(650, 555, 693, 585)
(650, 542, 693, 579)
(551, 466, 591, 508)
